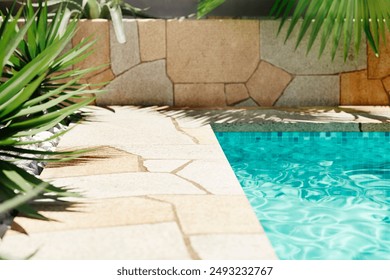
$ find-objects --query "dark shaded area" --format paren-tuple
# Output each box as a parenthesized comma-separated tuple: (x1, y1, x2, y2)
(128, 0, 276, 18)
(0, 0, 277, 18)
(154, 106, 390, 130)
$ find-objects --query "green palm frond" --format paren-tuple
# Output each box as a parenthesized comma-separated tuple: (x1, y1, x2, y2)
(271, 0, 390, 60)
(197, 0, 225, 19)
(4, 0, 100, 109)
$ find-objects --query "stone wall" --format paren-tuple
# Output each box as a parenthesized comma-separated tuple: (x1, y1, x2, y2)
(74, 19, 390, 107)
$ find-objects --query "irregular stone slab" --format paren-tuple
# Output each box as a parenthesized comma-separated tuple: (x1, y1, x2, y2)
(98, 60, 173, 106)
(51, 173, 205, 198)
(260, 20, 367, 74)
(383, 76, 390, 93)
(73, 19, 110, 78)
(341, 70, 389, 105)
(10, 197, 174, 233)
(177, 160, 244, 195)
(234, 98, 259, 107)
(368, 32, 390, 78)
(167, 20, 259, 83)
(144, 160, 189, 173)
(41, 146, 142, 179)
(225, 84, 250, 105)
(275, 76, 340, 106)
(150, 195, 263, 235)
(181, 127, 220, 144)
(87, 68, 115, 90)
(190, 234, 277, 260)
(118, 145, 226, 160)
(1, 223, 191, 259)
(138, 20, 166, 61)
(110, 20, 140, 75)
(246, 61, 292, 106)
(56, 112, 194, 148)
(174, 84, 226, 107)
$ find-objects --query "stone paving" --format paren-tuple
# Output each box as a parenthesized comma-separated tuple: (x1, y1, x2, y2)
(1, 106, 389, 259)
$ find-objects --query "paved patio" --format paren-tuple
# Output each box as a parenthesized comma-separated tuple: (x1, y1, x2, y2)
(0, 106, 389, 259)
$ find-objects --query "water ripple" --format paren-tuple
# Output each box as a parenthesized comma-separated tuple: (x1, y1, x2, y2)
(217, 132, 390, 260)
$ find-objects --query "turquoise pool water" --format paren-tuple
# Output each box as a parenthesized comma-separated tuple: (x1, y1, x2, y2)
(215, 132, 390, 260)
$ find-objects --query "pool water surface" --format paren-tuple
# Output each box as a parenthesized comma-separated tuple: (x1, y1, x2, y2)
(215, 132, 390, 260)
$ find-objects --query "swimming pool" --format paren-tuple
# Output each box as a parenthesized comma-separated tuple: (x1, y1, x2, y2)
(215, 132, 390, 260)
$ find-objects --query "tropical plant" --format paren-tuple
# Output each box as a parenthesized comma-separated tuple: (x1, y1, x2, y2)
(197, 0, 390, 60)
(46, 0, 149, 43)
(0, 1, 95, 222)
(4, 1, 98, 112)
(197, 0, 225, 19)
(271, 0, 390, 60)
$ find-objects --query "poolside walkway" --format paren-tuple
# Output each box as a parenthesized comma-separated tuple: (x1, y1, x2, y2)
(0, 106, 389, 259)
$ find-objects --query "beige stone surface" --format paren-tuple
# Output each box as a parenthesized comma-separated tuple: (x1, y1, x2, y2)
(10, 197, 174, 233)
(225, 84, 250, 105)
(175, 84, 226, 107)
(190, 234, 277, 260)
(383, 76, 390, 93)
(138, 20, 166, 61)
(98, 60, 173, 106)
(167, 20, 259, 83)
(368, 31, 390, 79)
(110, 20, 140, 75)
(41, 146, 142, 179)
(177, 160, 245, 195)
(150, 195, 263, 235)
(181, 127, 220, 144)
(341, 70, 389, 105)
(87, 68, 115, 90)
(72, 20, 110, 78)
(51, 173, 205, 198)
(246, 61, 292, 106)
(57, 107, 194, 148)
(1, 223, 191, 259)
(160, 109, 212, 129)
(144, 160, 189, 173)
(119, 144, 226, 160)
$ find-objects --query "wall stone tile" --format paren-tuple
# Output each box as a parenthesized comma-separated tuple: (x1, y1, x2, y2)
(225, 84, 249, 105)
(368, 32, 390, 79)
(97, 60, 173, 106)
(383, 76, 390, 93)
(138, 20, 166, 61)
(275, 76, 340, 106)
(73, 19, 110, 78)
(246, 61, 292, 106)
(175, 84, 226, 107)
(87, 68, 115, 90)
(341, 70, 389, 105)
(167, 20, 259, 83)
(110, 20, 140, 76)
(260, 21, 367, 74)
(234, 98, 259, 107)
